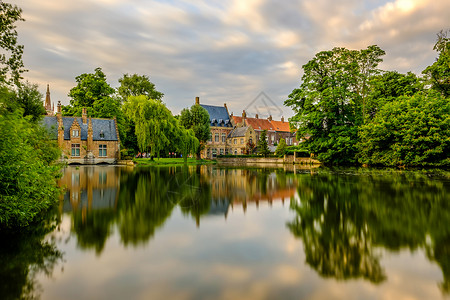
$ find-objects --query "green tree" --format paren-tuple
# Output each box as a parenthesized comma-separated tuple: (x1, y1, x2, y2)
(257, 130, 270, 157)
(285, 46, 385, 164)
(365, 71, 423, 120)
(0, 109, 61, 228)
(179, 104, 210, 159)
(117, 73, 164, 102)
(357, 92, 450, 167)
(275, 137, 287, 156)
(423, 30, 450, 97)
(63, 67, 116, 117)
(123, 95, 189, 159)
(0, 1, 25, 85)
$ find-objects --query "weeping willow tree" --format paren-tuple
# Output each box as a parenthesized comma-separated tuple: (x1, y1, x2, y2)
(123, 95, 198, 159)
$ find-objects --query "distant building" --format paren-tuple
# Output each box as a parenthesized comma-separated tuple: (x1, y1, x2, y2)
(197, 97, 233, 158)
(43, 100, 120, 164)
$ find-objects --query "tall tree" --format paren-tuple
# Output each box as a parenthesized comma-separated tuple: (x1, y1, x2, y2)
(63, 67, 116, 117)
(179, 104, 210, 159)
(257, 130, 270, 157)
(117, 73, 163, 102)
(275, 137, 287, 156)
(15, 81, 46, 121)
(423, 30, 450, 97)
(357, 92, 450, 167)
(364, 71, 423, 121)
(285, 46, 385, 164)
(123, 95, 197, 159)
(0, 1, 25, 85)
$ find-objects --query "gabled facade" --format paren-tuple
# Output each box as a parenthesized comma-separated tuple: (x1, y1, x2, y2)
(197, 97, 233, 158)
(227, 125, 256, 155)
(43, 102, 120, 164)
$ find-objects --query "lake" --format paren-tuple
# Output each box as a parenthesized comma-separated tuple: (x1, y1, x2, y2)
(2, 165, 450, 300)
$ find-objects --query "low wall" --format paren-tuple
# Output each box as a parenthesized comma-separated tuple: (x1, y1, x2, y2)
(216, 155, 320, 165)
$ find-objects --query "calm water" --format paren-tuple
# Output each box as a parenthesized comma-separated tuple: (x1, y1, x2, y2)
(2, 165, 450, 300)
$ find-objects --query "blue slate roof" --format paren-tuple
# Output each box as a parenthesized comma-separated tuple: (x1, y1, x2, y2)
(228, 126, 249, 138)
(200, 104, 232, 127)
(42, 116, 119, 141)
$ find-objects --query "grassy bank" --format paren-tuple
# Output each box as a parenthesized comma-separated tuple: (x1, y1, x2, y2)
(133, 157, 216, 166)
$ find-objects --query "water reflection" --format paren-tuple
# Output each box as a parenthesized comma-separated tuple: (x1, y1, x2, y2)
(287, 169, 450, 292)
(23, 165, 450, 299)
(0, 209, 62, 300)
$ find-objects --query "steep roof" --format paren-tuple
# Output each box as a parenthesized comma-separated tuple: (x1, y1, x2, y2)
(42, 116, 119, 141)
(269, 120, 291, 132)
(228, 126, 250, 138)
(200, 104, 232, 127)
(232, 116, 275, 131)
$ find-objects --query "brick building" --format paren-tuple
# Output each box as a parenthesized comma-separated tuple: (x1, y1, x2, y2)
(43, 102, 120, 164)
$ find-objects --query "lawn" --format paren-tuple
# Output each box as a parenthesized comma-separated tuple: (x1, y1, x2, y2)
(133, 157, 215, 166)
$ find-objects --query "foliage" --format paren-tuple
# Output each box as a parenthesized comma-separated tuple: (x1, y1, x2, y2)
(0, 1, 25, 85)
(123, 95, 198, 159)
(257, 130, 270, 157)
(245, 139, 256, 154)
(275, 137, 287, 156)
(1, 81, 46, 121)
(179, 104, 210, 158)
(63, 67, 116, 116)
(365, 71, 423, 120)
(285, 45, 385, 164)
(357, 92, 450, 167)
(117, 73, 164, 102)
(423, 30, 450, 97)
(0, 109, 61, 228)
(284, 145, 310, 157)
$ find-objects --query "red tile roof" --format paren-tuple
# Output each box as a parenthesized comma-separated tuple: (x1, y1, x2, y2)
(269, 120, 291, 132)
(232, 116, 275, 131)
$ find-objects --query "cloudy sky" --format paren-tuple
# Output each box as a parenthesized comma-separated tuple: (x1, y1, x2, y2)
(11, 0, 449, 118)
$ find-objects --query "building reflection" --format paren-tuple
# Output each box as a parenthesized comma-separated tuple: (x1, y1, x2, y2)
(58, 166, 121, 216)
(201, 167, 298, 217)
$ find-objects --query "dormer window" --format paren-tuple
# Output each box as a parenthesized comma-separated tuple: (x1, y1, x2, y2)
(100, 130, 105, 138)
(72, 130, 79, 137)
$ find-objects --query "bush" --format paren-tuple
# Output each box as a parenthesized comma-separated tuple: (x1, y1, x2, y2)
(0, 110, 62, 228)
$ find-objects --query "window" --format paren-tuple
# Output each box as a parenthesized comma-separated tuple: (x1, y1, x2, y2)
(99, 130, 105, 138)
(240, 138, 244, 144)
(72, 130, 79, 137)
(71, 144, 80, 157)
(220, 148, 224, 155)
(215, 133, 219, 142)
(249, 138, 252, 145)
(272, 135, 275, 142)
(222, 133, 226, 142)
(212, 148, 217, 158)
(234, 149, 237, 155)
(99, 144, 107, 157)
(234, 139, 237, 144)
(208, 135, 212, 142)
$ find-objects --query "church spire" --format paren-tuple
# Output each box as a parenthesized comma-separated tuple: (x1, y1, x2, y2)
(45, 84, 53, 115)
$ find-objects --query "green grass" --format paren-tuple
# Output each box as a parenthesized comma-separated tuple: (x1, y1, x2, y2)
(133, 157, 216, 166)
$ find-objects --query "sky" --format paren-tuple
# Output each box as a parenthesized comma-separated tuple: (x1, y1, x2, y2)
(10, 0, 450, 118)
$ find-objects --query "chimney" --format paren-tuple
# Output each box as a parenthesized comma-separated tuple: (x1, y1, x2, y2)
(242, 110, 246, 118)
(57, 100, 61, 113)
(195, 97, 200, 105)
(268, 115, 272, 121)
(255, 114, 259, 119)
(281, 116, 284, 122)
(82, 107, 87, 124)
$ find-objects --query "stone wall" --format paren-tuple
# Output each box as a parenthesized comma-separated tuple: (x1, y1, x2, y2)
(216, 154, 320, 165)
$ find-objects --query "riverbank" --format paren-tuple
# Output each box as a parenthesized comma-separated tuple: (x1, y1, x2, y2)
(133, 158, 216, 166)
(216, 156, 321, 166)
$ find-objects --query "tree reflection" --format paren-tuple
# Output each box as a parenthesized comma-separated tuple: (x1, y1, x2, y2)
(0, 209, 63, 300)
(288, 169, 450, 291)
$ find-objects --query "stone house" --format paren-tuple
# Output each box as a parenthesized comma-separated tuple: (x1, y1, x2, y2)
(197, 97, 233, 158)
(227, 126, 256, 155)
(43, 102, 120, 164)
(231, 111, 298, 152)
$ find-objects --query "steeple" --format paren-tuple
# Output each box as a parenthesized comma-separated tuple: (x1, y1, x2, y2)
(45, 84, 53, 115)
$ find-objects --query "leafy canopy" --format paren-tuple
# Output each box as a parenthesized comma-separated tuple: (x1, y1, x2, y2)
(0, 1, 26, 85)
(117, 73, 164, 102)
(285, 45, 385, 164)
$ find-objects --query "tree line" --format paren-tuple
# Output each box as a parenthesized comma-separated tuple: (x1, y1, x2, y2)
(285, 31, 450, 167)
